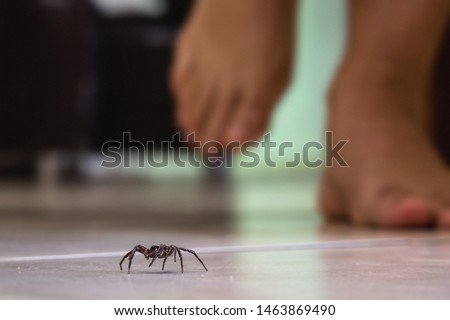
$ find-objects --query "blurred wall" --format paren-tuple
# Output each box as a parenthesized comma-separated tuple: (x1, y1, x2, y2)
(0, 0, 88, 151)
(0, 0, 347, 174)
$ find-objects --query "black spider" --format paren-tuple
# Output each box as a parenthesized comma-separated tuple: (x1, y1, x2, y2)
(120, 244, 208, 274)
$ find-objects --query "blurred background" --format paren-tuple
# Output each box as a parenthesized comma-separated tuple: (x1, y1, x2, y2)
(4, 1, 450, 300)
(0, 0, 347, 238)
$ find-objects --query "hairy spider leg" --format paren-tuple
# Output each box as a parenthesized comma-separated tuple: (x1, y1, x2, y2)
(119, 250, 133, 271)
(179, 247, 208, 271)
(119, 245, 147, 274)
(148, 256, 157, 268)
(176, 247, 184, 273)
(162, 248, 177, 271)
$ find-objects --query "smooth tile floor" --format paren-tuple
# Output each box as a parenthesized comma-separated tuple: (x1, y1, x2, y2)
(1, 175, 450, 299)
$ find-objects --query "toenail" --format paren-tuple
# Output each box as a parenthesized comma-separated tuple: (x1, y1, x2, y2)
(438, 210, 450, 228)
(380, 198, 432, 227)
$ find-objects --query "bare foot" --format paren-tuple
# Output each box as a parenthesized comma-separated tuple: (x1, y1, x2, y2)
(170, 0, 296, 145)
(320, 76, 450, 228)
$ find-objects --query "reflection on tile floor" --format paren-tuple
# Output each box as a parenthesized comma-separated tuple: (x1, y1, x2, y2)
(0, 175, 449, 299)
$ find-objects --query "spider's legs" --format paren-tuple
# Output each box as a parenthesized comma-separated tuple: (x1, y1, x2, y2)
(148, 256, 157, 268)
(179, 248, 208, 271)
(176, 248, 184, 273)
(119, 249, 133, 272)
(120, 245, 147, 274)
(162, 257, 168, 271)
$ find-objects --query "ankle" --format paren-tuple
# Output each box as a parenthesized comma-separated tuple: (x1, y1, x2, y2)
(328, 62, 429, 116)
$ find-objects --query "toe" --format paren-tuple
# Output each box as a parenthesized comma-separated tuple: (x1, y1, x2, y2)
(437, 209, 450, 228)
(201, 82, 237, 143)
(225, 93, 271, 143)
(186, 81, 216, 137)
(176, 81, 198, 130)
(378, 197, 433, 228)
(318, 174, 348, 221)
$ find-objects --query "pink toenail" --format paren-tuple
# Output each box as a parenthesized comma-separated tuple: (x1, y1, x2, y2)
(438, 210, 450, 228)
(381, 198, 432, 227)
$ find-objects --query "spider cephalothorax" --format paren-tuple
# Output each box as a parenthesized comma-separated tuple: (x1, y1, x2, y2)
(120, 244, 208, 274)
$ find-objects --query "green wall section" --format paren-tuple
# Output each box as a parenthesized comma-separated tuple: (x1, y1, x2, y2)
(236, 0, 347, 172)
